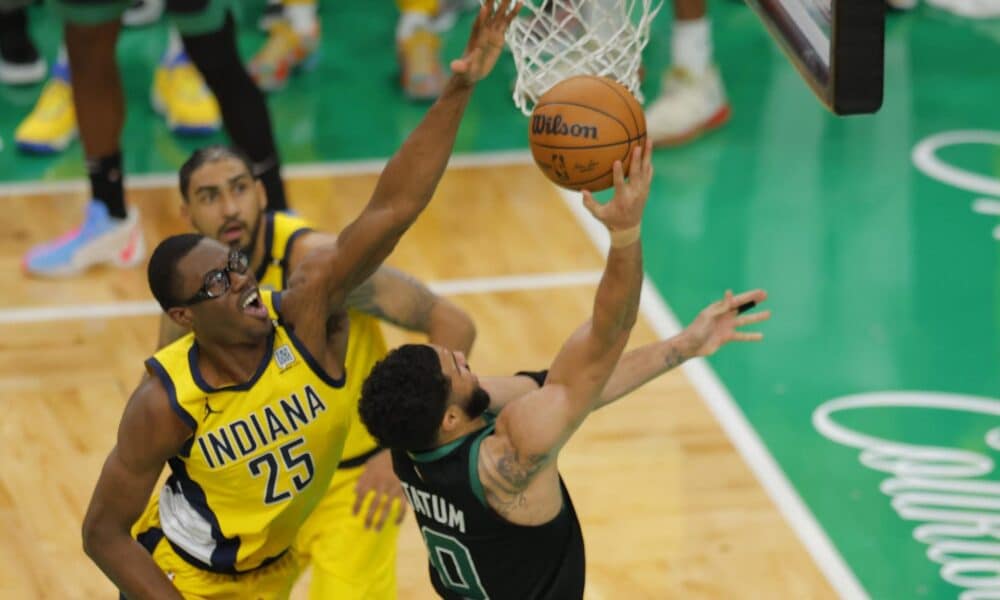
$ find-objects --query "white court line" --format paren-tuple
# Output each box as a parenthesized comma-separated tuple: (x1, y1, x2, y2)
(972, 197, 1000, 216)
(555, 186, 869, 600)
(0, 270, 602, 325)
(0, 150, 535, 198)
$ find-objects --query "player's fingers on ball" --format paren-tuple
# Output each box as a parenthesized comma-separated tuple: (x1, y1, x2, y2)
(396, 501, 408, 525)
(612, 160, 625, 189)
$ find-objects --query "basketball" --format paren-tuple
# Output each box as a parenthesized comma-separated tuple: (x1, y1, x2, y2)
(528, 75, 646, 192)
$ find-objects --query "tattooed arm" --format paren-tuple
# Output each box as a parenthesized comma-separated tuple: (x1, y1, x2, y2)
(598, 289, 769, 406)
(478, 287, 771, 415)
(345, 266, 476, 354)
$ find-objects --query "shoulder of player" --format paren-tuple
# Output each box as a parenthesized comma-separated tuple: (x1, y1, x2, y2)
(120, 374, 193, 455)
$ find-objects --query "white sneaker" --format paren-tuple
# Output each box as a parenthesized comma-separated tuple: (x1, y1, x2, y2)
(646, 65, 730, 147)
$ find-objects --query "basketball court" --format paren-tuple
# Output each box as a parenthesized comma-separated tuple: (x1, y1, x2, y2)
(0, 1, 997, 599)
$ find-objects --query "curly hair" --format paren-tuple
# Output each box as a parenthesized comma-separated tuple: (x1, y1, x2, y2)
(359, 344, 451, 452)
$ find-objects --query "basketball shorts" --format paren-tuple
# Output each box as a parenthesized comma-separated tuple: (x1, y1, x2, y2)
(293, 458, 404, 600)
(51, 0, 231, 35)
(131, 504, 300, 600)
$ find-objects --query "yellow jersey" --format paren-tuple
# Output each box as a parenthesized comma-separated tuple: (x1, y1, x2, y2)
(144, 291, 354, 573)
(256, 211, 385, 464)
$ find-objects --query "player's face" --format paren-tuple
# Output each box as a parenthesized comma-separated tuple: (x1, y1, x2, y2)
(183, 158, 267, 253)
(173, 239, 272, 341)
(433, 345, 490, 419)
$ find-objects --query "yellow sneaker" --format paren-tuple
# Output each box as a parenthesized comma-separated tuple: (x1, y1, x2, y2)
(398, 27, 445, 101)
(249, 20, 319, 92)
(151, 52, 221, 136)
(14, 66, 77, 154)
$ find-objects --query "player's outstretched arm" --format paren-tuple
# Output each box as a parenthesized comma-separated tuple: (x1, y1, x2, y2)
(281, 1, 520, 328)
(487, 140, 654, 484)
(288, 232, 478, 354)
(479, 289, 771, 412)
(597, 289, 770, 407)
(82, 377, 192, 599)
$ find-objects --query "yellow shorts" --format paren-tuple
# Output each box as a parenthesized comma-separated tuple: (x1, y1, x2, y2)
(132, 504, 299, 600)
(293, 460, 404, 600)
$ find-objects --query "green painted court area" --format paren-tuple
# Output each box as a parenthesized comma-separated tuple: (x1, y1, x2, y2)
(2, 1, 998, 598)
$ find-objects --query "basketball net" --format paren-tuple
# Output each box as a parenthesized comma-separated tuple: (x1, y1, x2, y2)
(495, 0, 663, 115)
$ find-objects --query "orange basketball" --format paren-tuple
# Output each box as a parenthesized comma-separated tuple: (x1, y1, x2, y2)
(528, 75, 646, 192)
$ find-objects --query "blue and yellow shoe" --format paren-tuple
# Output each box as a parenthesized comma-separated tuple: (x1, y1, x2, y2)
(152, 51, 221, 136)
(14, 61, 77, 154)
(22, 200, 146, 278)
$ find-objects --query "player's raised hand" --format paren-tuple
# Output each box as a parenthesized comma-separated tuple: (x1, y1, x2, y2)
(582, 138, 654, 239)
(451, 0, 522, 86)
(682, 289, 771, 357)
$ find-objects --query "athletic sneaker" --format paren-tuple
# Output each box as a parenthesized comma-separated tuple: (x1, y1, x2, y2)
(152, 51, 221, 136)
(23, 200, 146, 277)
(0, 7, 45, 85)
(249, 20, 319, 92)
(398, 27, 445, 101)
(646, 66, 731, 147)
(15, 60, 77, 154)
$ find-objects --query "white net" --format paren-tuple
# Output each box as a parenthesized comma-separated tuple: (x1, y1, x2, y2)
(495, 0, 663, 115)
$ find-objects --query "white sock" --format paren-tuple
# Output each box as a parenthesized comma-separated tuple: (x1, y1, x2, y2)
(397, 11, 433, 42)
(671, 18, 712, 76)
(285, 4, 318, 37)
(163, 27, 184, 64)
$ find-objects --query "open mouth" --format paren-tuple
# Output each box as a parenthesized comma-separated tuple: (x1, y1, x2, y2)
(240, 288, 268, 319)
(221, 224, 244, 243)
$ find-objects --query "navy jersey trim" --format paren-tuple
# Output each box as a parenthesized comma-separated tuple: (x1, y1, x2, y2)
(135, 526, 164, 555)
(188, 328, 276, 393)
(271, 292, 347, 389)
(145, 357, 198, 432)
(468, 423, 497, 509)
(254, 212, 276, 283)
(279, 226, 313, 289)
(166, 457, 242, 572)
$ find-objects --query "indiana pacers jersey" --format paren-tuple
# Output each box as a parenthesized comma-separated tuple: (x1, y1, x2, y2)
(139, 290, 355, 573)
(255, 210, 385, 465)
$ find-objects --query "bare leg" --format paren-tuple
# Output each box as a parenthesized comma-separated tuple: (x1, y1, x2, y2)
(64, 20, 124, 163)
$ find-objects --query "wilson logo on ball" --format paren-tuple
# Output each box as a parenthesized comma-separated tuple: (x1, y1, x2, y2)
(531, 115, 598, 140)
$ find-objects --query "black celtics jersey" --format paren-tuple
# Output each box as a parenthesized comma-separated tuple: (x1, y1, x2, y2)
(392, 415, 586, 600)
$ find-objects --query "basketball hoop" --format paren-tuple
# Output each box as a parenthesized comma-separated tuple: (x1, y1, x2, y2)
(493, 0, 663, 115)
